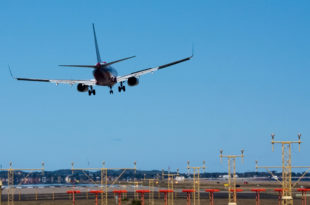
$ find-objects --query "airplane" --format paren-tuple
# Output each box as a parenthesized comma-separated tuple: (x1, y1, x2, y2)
(9, 24, 193, 96)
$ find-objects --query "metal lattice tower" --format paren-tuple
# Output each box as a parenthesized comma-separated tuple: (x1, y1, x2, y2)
(127, 180, 142, 200)
(187, 161, 206, 205)
(220, 150, 244, 205)
(71, 161, 136, 205)
(256, 133, 302, 205)
(162, 168, 179, 205)
(141, 178, 157, 205)
(7, 163, 14, 205)
(0, 162, 44, 205)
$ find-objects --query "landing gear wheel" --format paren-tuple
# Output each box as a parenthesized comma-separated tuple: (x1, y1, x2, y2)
(110, 90, 114, 94)
(92, 90, 96, 95)
(118, 86, 121, 92)
(88, 90, 92, 96)
(122, 86, 126, 92)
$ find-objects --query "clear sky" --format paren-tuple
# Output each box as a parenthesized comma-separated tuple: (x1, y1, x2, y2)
(1, 0, 310, 173)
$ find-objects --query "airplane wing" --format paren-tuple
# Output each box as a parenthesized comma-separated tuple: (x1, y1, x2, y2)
(14, 78, 96, 86)
(8, 66, 96, 86)
(116, 55, 192, 83)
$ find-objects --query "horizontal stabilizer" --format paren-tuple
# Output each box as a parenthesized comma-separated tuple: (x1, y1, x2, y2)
(59, 65, 97, 68)
(102, 56, 136, 67)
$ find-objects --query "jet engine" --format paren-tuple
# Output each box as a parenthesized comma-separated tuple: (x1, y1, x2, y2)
(77, 83, 89, 92)
(127, 77, 139, 86)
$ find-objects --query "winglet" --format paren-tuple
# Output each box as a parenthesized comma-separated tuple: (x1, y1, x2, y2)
(8, 65, 16, 80)
(191, 43, 194, 58)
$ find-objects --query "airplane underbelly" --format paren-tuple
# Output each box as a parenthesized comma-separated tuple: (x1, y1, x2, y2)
(94, 70, 116, 86)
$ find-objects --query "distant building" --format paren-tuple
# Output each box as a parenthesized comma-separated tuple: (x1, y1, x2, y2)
(175, 176, 185, 182)
(42, 177, 46, 183)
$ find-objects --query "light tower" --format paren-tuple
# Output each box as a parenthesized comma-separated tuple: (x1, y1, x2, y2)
(219, 150, 244, 205)
(161, 168, 179, 205)
(71, 161, 136, 205)
(187, 160, 206, 205)
(0, 162, 45, 205)
(141, 178, 158, 205)
(272, 133, 300, 205)
(256, 133, 302, 205)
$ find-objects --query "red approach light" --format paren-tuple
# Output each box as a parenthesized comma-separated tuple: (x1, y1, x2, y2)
(66, 190, 80, 205)
(274, 188, 285, 205)
(89, 190, 104, 205)
(205, 189, 220, 205)
(251, 189, 266, 205)
(136, 190, 150, 193)
(67, 190, 81, 194)
(90, 190, 104, 194)
(230, 189, 243, 192)
(113, 190, 128, 205)
(183, 189, 195, 205)
(113, 190, 128, 193)
(205, 189, 220, 192)
(182, 189, 195, 193)
(136, 190, 150, 205)
(159, 189, 174, 193)
(160, 189, 174, 205)
(297, 188, 310, 205)
(251, 188, 266, 192)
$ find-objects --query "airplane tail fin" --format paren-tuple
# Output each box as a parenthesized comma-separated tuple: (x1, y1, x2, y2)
(92, 23, 102, 63)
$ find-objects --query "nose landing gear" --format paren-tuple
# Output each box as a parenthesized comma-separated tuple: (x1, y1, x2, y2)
(109, 86, 114, 94)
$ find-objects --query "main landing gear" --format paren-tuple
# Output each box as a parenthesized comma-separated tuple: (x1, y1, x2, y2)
(88, 86, 96, 96)
(118, 82, 126, 93)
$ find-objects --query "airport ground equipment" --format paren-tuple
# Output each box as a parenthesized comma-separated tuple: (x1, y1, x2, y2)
(113, 190, 127, 205)
(66, 190, 80, 205)
(71, 161, 136, 205)
(0, 162, 44, 205)
(275, 188, 284, 205)
(220, 150, 244, 205)
(187, 161, 206, 205)
(205, 189, 220, 205)
(251, 188, 265, 205)
(182, 189, 195, 205)
(160, 190, 174, 205)
(136, 190, 150, 205)
(256, 133, 310, 205)
(90, 190, 104, 205)
(297, 188, 310, 205)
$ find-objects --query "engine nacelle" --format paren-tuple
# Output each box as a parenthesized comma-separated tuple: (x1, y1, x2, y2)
(77, 83, 89, 92)
(127, 77, 139, 86)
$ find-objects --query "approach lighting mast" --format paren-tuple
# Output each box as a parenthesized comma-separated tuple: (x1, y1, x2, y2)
(0, 162, 44, 205)
(162, 168, 179, 205)
(71, 161, 136, 205)
(220, 150, 244, 205)
(255, 133, 310, 205)
(187, 161, 206, 205)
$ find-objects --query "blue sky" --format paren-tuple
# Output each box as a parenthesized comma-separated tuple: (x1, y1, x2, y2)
(1, 0, 310, 173)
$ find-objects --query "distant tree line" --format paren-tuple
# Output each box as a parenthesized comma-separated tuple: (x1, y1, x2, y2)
(0, 170, 309, 185)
